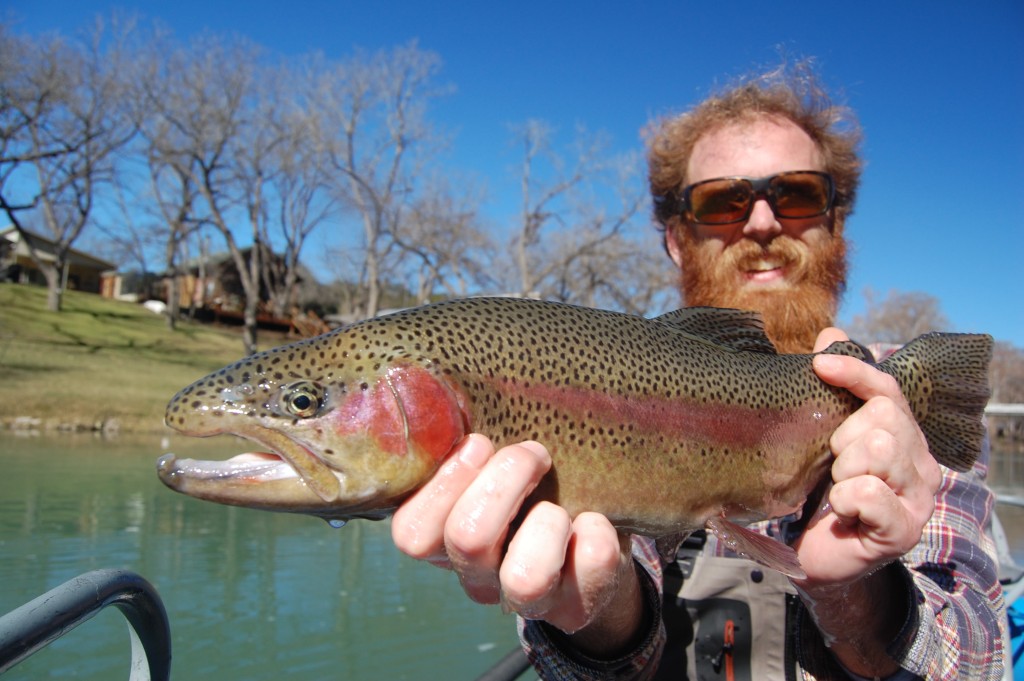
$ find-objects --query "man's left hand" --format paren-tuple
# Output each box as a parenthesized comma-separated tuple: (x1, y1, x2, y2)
(795, 327, 942, 586)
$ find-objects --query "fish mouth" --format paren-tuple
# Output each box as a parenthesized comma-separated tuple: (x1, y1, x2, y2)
(157, 451, 300, 482)
(157, 424, 344, 505)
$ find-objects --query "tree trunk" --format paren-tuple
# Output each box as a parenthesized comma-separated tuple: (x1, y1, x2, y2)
(164, 239, 179, 331)
(43, 260, 63, 312)
(243, 296, 259, 356)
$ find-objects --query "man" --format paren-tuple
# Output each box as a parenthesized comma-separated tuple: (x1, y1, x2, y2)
(391, 66, 1004, 679)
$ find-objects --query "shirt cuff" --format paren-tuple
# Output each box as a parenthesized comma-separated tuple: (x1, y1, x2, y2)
(519, 559, 666, 680)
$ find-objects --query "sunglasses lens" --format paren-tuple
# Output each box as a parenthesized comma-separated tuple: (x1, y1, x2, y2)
(689, 179, 753, 224)
(684, 172, 834, 225)
(770, 173, 832, 218)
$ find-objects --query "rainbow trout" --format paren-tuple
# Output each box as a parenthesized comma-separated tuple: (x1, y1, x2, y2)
(158, 298, 992, 577)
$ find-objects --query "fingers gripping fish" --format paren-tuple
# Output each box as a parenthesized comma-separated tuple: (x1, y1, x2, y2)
(157, 298, 992, 578)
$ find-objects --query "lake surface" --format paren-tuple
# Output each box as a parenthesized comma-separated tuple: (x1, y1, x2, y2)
(1, 432, 1022, 680)
(0, 433, 521, 680)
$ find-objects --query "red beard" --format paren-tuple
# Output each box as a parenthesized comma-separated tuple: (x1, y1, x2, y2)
(676, 230, 847, 354)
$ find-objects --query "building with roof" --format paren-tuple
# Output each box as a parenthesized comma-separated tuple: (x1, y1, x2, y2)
(0, 226, 116, 295)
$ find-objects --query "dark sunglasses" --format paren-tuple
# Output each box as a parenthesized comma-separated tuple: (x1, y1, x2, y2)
(677, 170, 835, 225)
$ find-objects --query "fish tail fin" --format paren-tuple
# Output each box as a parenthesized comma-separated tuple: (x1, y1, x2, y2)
(878, 333, 993, 472)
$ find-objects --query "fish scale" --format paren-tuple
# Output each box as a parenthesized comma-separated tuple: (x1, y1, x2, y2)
(158, 297, 992, 578)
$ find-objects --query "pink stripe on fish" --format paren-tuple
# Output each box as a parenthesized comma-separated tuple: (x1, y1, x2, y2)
(488, 376, 839, 453)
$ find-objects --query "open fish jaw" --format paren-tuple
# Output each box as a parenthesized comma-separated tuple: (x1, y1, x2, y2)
(157, 451, 302, 482)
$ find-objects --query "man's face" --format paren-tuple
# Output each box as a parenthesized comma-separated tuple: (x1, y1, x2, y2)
(665, 117, 847, 353)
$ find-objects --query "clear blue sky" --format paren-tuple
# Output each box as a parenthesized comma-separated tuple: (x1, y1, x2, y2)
(9, 1, 1024, 347)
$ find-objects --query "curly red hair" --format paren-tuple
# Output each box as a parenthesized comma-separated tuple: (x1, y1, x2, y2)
(647, 62, 862, 235)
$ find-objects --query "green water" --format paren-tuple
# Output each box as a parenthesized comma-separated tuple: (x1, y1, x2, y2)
(0, 432, 522, 680)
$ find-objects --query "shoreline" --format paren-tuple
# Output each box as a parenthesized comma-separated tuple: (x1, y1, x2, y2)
(1, 415, 163, 437)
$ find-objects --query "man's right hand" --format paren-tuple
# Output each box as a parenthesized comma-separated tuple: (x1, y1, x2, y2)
(391, 434, 645, 655)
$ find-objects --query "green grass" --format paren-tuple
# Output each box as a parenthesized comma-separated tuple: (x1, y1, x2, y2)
(0, 283, 288, 432)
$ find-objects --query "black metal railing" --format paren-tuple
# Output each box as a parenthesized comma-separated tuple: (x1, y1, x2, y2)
(475, 646, 531, 681)
(0, 569, 171, 680)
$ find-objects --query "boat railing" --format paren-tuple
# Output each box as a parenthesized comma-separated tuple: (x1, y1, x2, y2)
(987, 403, 1024, 416)
(0, 564, 533, 681)
(0, 569, 171, 680)
(474, 646, 531, 681)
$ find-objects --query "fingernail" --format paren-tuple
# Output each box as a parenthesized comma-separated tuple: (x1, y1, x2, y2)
(813, 354, 842, 372)
(518, 440, 552, 466)
(426, 554, 454, 570)
(458, 434, 492, 468)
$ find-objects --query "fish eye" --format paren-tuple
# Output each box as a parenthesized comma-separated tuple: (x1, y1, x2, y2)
(278, 382, 324, 419)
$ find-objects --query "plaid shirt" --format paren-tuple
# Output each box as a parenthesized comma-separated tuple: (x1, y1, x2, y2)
(519, 452, 1006, 680)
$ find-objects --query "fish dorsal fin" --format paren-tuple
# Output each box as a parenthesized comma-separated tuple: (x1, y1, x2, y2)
(819, 339, 874, 363)
(654, 307, 777, 354)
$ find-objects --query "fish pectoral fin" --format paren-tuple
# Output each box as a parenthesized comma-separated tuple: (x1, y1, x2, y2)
(705, 517, 806, 579)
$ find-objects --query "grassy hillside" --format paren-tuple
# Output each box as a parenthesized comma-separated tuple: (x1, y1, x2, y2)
(0, 283, 287, 433)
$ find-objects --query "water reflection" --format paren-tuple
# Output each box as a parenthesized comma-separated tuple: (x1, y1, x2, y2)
(991, 447, 1024, 567)
(0, 433, 520, 680)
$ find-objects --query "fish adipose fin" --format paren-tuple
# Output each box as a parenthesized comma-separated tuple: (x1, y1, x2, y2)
(877, 333, 993, 472)
(705, 516, 806, 579)
(654, 307, 777, 354)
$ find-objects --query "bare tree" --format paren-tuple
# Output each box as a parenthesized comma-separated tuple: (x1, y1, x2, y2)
(504, 124, 673, 314)
(260, 99, 335, 318)
(224, 63, 294, 352)
(133, 31, 330, 342)
(309, 42, 449, 318)
(3, 18, 682, 332)
(511, 120, 589, 297)
(91, 179, 159, 291)
(119, 27, 201, 328)
(847, 288, 952, 344)
(391, 176, 494, 303)
(542, 151, 668, 312)
(136, 34, 272, 353)
(0, 28, 38, 220)
(150, 159, 204, 328)
(547, 229, 677, 315)
(989, 341, 1024, 404)
(0, 22, 134, 311)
